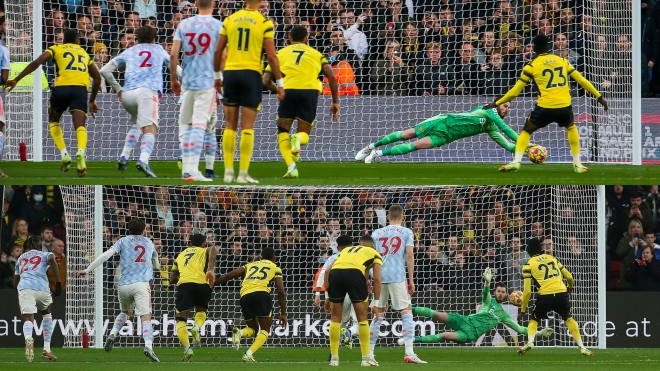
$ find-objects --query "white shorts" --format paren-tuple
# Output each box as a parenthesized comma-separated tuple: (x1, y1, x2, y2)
(371, 281, 411, 311)
(118, 281, 152, 317)
(178, 88, 216, 129)
(121, 88, 159, 128)
(18, 289, 53, 314)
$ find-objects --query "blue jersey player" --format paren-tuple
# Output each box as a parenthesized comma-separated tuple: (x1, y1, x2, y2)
(14, 238, 62, 362)
(73, 218, 161, 362)
(368, 205, 424, 365)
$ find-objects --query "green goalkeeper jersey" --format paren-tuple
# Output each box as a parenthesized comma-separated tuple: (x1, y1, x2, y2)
(468, 285, 528, 337)
(428, 106, 519, 152)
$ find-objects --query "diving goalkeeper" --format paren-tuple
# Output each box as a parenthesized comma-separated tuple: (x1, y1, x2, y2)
(398, 268, 553, 345)
(355, 103, 517, 163)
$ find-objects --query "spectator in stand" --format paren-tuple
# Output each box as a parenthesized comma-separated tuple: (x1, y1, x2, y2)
(338, 9, 369, 61)
(323, 45, 359, 96)
(86, 1, 116, 45)
(419, 244, 444, 291)
(643, 185, 660, 231)
(637, 232, 660, 261)
(449, 42, 479, 95)
(117, 11, 141, 40)
(92, 42, 110, 92)
(115, 32, 136, 56)
(553, 32, 581, 75)
(259, 0, 271, 18)
(52, 211, 67, 244)
(607, 185, 631, 220)
(478, 52, 512, 96)
(620, 191, 654, 235)
(0, 16, 6, 47)
(154, 187, 174, 232)
(45, 11, 68, 46)
(0, 250, 14, 288)
(474, 27, 496, 65)
(76, 15, 96, 53)
(400, 21, 423, 68)
(616, 219, 647, 289)
(531, 18, 553, 39)
(609, 35, 633, 95)
(504, 236, 527, 291)
(9, 218, 34, 251)
(541, 236, 554, 256)
(134, 0, 158, 18)
(415, 42, 452, 96)
(642, 0, 660, 97)
(20, 186, 55, 235)
(298, 19, 322, 49)
(275, 1, 299, 47)
(47, 238, 67, 291)
(40, 225, 55, 252)
(489, 1, 520, 37)
(522, 2, 546, 37)
(444, 251, 471, 291)
(625, 245, 660, 292)
(419, 12, 442, 47)
(371, 39, 409, 95)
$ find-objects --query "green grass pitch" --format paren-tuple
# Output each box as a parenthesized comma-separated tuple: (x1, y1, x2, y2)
(2, 161, 660, 185)
(0, 347, 659, 370)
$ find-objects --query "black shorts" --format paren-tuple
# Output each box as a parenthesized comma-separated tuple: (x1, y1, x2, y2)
(531, 292, 572, 321)
(277, 89, 319, 126)
(327, 268, 368, 303)
(49, 86, 88, 114)
(223, 70, 263, 111)
(175, 283, 212, 312)
(528, 105, 574, 128)
(240, 291, 273, 320)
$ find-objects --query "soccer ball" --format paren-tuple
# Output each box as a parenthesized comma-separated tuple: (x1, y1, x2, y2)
(509, 291, 523, 306)
(527, 145, 548, 164)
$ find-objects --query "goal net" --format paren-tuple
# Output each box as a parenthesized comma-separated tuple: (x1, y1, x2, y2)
(4, 0, 632, 163)
(61, 185, 599, 348)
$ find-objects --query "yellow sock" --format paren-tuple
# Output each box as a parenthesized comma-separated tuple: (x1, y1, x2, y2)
(241, 327, 256, 338)
(565, 318, 585, 348)
(194, 311, 206, 328)
(329, 321, 340, 356)
(176, 321, 190, 347)
(527, 319, 538, 344)
(248, 330, 269, 355)
(75, 126, 87, 152)
(358, 320, 370, 357)
(566, 125, 581, 164)
(222, 129, 237, 171)
(239, 129, 254, 171)
(49, 123, 67, 151)
(514, 130, 531, 163)
(278, 132, 294, 166)
(296, 132, 309, 146)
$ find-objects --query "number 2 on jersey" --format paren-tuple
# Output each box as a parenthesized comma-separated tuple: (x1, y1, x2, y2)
(134, 245, 147, 263)
(542, 66, 567, 89)
(378, 236, 402, 256)
(19, 256, 42, 273)
(139, 51, 152, 67)
(538, 262, 560, 280)
(184, 33, 211, 56)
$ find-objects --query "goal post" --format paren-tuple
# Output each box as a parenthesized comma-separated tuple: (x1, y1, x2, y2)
(3, 0, 642, 164)
(61, 185, 605, 348)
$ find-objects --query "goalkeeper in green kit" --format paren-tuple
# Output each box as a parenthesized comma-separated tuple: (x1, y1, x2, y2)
(355, 103, 517, 163)
(398, 268, 554, 345)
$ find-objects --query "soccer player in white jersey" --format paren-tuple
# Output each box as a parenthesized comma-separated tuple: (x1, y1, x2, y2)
(177, 93, 221, 179)
(368, 205, 426, 364)
(14, 238, 62, 362)
(0, 43, 8, 177)
(170, 0, 222, 182)
(100, 26, 171, 178)
(73, 218, 161, 362)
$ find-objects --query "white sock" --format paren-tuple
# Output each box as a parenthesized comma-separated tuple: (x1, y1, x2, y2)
(245, 349, 253, 356)
(513, 151, 524, 163)
(60, 149, 69, 158)
(121, 125, 141, 159)
(572, 153, 582, 165)
(368, 143, 375, 150)
(188, 125, 206, 175)
(139, 133, 155, 163)
(181, 125, 193, 174)
(348, 324, 358, 336)
(288, 162, 296, 171)
(204, 132, 216, 171)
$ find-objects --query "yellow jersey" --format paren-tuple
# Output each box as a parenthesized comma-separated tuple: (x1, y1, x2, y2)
(46, 44, 93, 89)
(240, 259, 282, 297)
(522, 253, 574, 295)
(172, 246, 209, 285)
(265, 43, 327, 92)
(496, 53, 601, 109)
(221, 9, 274, 73)
(332, 245, 382, 274)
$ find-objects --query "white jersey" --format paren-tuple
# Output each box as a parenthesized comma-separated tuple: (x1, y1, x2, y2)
(0, 45, 9, 84)
(314, 252, 340, 290)
(372, 225, 414, 283)
(112, 235, 157, 286)
(174, 15, 223, 90)
(112, 43, 170, 95)
(15, 250, 53, 292)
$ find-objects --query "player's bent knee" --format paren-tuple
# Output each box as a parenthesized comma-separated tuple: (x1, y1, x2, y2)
(277, 126, 290, 133)
(176, 316, 187, 323)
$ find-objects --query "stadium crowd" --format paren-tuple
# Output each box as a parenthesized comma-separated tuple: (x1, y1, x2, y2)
(0, 0, 649, 96)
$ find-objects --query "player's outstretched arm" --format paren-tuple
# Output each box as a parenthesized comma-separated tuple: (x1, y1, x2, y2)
(560, 266, 575, 294)
(213, 34, 228, 93)
(215, 266, 245, 286)
(500, 314, 528, 335)
(206, 246, 218, 287)
(48, 254, 62, 297)
(569, 69, 609, 111)
(371, 263, 383, 318)
(275, 277, 287, 326)
(99, 59, 122, 94)
(321, 63, 340, 121)
(88, 63, 102, 117)
(3, 51, 52, 92)
(72, 247, 117, 276)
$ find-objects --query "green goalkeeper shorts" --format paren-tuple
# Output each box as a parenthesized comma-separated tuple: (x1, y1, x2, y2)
(446, 313, 480, 344)
(413, 114, 450, 148)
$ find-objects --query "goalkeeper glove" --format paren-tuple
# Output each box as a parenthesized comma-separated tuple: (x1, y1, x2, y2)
(483, 268, 492, 283)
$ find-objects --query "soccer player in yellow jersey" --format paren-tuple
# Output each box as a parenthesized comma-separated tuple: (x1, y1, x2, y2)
(216, 247, 287, 362)
(214, 0, 284, 184)
(484, 34, 608, 173)
(169, 234, 218, 362)
(323, 235, 383, 367)
(4, 29, 101, 177)
(263, 25, 339, 179)
(519, 238, 593, 356)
